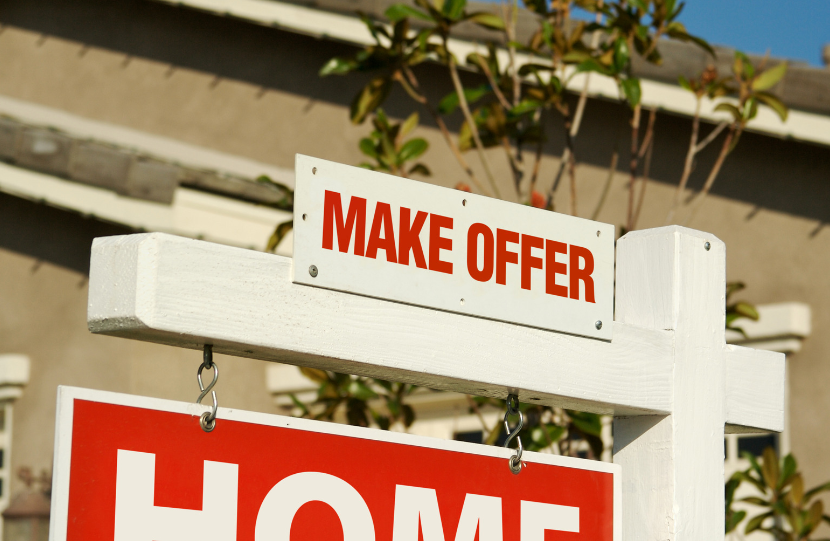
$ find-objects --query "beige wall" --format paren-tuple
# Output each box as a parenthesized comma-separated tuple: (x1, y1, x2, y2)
(1, 0, 830, 511)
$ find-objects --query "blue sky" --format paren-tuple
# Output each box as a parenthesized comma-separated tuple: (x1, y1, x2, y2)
(674, 0, 828, 66)
(545, 1, 828, 66)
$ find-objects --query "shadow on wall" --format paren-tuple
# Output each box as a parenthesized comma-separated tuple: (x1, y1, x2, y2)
(2, 0, 830, 224)
(0, 193, 133, 275)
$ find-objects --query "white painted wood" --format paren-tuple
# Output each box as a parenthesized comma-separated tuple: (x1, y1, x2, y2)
(49, 386, 622, 541)
(613, 226, 775, 541)
(725, 345, 786, 433)
(88, 232, 673, 415)
(725, 302, 812, 352)
(292, 155, 615, 339)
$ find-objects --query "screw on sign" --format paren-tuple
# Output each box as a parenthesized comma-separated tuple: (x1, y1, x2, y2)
(51, 387, 621, 541)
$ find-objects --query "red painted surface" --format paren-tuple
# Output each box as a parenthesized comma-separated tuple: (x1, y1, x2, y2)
(67, 399, 613, 540)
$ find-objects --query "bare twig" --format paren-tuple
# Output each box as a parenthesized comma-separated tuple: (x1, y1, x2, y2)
(631, 117, 655, 228)
(397, 68, 491, 196)
(591, 147, 619, 220)
(503, 0, 521, 108)
(683, 123, 738, 225)
(502, 136, 523, 192)
(527, 116, 545, 199)
(471, 55, 511, 111)
(625, 103, 642, 231)
(545, 3, 603, 210)
(695, 121, 728, 153)
(664, 99, 701, 225)
(628, 107, 656, 229)
(448, 56, 502, 198)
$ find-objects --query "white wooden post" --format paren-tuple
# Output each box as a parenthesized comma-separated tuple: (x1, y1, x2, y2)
(615, 227, 727, 540)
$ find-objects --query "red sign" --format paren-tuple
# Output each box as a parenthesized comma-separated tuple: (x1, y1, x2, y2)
(51, 387, 620, 541)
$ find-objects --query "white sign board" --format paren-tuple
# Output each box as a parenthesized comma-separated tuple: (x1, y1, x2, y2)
(292, 155, 614, 339)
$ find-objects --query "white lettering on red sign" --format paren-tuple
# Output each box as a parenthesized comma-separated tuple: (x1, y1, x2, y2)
(292, 155, 614, 339)
(112, 450, 579, 541)
(53, 391, 619, 540)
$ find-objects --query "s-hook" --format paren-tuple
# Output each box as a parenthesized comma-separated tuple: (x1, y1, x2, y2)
(503, 394, 524, 474)
(197, 345, 219, 432)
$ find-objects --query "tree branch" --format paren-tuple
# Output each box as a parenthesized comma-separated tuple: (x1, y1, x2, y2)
(591, 147, 619, 220)
(625, 103, 642, 231)
(683, 123, 738, 225)
(448, 55, 502, 199)
(397, 68, 491, 196)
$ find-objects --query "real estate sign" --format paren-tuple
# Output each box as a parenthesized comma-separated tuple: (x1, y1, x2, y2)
(292, 155, 615, 340)
(51, 386, 620, 540)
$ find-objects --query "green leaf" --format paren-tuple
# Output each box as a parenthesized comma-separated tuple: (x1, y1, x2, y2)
(575, 58, 614, 76)
(348, 379, 378, 400)
(266, 220, 293, 252)
(666, 23, 715, 57)
(511, 99, 543, 116)
(613, 38, 630, 72)
(780, 454, 798, 488)
(385, 3, 433, 21)
(745, 511, 774, 534)
(740, 497, 771, 506)
(678, 75, 692, 92)
(458, 120, 474, 151)
(437, 84, 490, 114)
(753, 62, 787, 91)
(562, 50, 592, 64)
(518, 63, 555, 76)
(714, 102, 742, 122)
(359, 137, 378, 158)
(319, 57, 356, 76)
(726, 281, 746, 298)
(620, 78, 641, 107)
(732, 301, 760, 321)
(398, 138, 429, 162)
(743, 96, 759, 121)
(402, 404, 415, 427)
(755, 91, 789, 122)
(567, 411, 602, 437)
(350, 77, 391, 124)
(726, 510, 746, 533)
(408, 163, 431, 176)
(804, 481, 830, 501)
(442, 0, 466, 21)
(400, 113, 419, 138)
(761, 446, 779, 489)
(466, 12, 505, 30)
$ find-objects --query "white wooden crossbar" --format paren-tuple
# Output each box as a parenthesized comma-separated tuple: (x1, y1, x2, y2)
(87, 226, 785, 541)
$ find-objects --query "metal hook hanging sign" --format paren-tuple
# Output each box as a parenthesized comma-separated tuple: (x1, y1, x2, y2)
(196, 345, 219, 432)
(503, 394, 524, 474)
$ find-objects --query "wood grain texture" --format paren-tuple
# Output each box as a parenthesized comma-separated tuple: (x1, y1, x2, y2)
(612, 226, 786, 541)
(88, 232, 675, 415)
(725, 344, 785, 433)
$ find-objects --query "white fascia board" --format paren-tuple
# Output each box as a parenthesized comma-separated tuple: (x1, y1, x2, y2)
(158, 0, 830, 147)
(0, 95, 295, 188)
(0, 355, 30, 386)
(0, 162, 292, 253)
(725, 302, 812, 353)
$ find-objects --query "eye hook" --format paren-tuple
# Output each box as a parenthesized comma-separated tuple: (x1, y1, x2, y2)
(503, 394, 524, 474)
